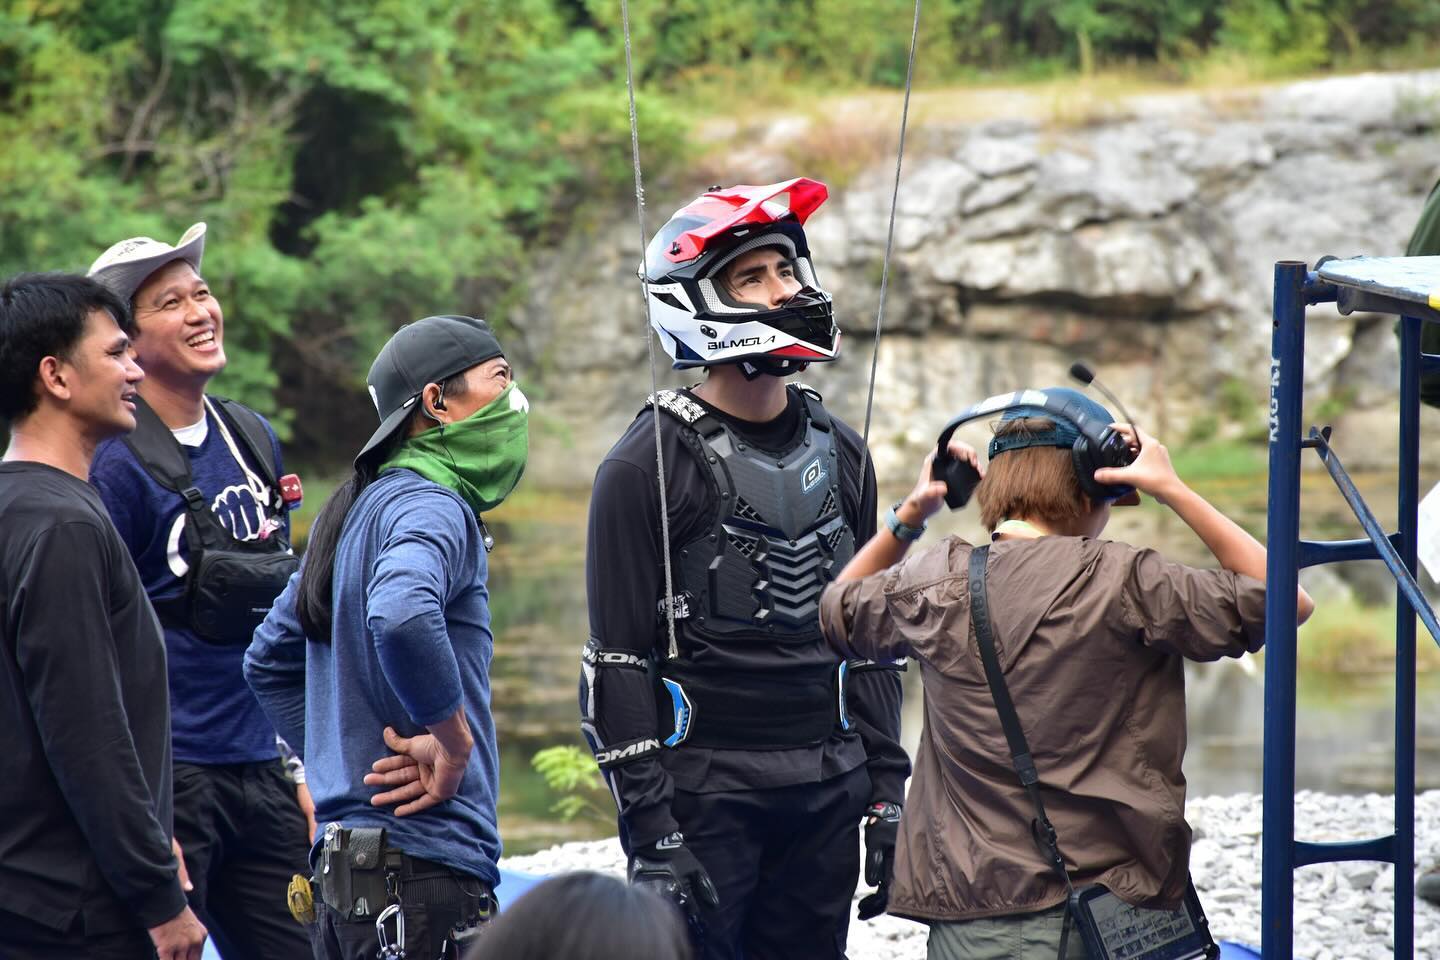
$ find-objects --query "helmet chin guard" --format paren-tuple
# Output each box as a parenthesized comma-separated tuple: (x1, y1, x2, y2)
(642, 179, 840, 371)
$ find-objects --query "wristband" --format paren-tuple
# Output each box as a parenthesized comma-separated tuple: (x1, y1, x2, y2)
(884, 501, 926, 542)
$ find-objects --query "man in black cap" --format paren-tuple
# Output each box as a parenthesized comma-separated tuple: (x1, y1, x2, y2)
(247, 316, 527, 959)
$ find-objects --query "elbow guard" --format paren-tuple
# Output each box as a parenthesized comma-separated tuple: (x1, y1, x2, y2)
(580, 637, 664, 771)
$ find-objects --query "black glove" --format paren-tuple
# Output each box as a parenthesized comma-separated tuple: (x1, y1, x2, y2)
(628, 832, 720, 930)
(857, 801, 901, 921)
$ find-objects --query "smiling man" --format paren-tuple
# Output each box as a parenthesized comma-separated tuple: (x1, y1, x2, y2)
(0, 272, 207, 959)
(87, 226, 312, 960)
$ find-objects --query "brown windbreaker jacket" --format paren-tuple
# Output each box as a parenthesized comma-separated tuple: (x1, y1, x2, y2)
(819, 535, 1266, 923)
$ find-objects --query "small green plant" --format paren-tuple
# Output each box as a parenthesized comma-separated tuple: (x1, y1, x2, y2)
(1169, 438, 1268, 483)
(1184, 413, 1219, 445)
(1218, 377, 1259, 425)
(1295, 599, 1440, 675)
(1311, 387, 1358, 426)
(531, 745, 612, 824)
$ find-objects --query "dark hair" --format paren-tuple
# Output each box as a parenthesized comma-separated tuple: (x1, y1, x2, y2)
(975, 417, 1090, 532)
(0, 272, 133, 423)
(297, 374, 467, 641)
(465, 872, 692, 960)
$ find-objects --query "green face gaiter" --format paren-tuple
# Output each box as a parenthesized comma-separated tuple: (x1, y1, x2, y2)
(381, 381, 529, 515)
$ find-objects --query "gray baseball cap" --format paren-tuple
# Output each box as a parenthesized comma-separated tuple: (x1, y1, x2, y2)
(358, 315, 505, 466)
(87, 222, 207, 304)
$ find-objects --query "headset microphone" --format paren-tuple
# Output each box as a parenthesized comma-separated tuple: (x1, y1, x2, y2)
(1068, 360, 1140, 454)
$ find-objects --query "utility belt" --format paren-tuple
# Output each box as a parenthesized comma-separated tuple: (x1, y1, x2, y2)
(299, 825, 494, 959)
(655, 661, 856, 750)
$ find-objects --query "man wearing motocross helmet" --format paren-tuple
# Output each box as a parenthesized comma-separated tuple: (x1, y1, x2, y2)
(579, 179, 917, 957)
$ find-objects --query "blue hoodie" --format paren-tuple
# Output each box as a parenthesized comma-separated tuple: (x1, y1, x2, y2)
(245, 468, 500, 885)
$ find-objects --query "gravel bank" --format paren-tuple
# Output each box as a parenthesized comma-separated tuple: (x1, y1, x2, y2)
(501, 791, 1440, 959)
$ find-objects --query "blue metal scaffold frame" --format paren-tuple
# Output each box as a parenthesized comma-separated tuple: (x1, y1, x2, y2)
(1263, 256, 1440, 959)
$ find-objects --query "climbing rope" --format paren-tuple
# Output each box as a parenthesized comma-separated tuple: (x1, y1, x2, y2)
(859, 0, 923, 475)
(620, 0, 680, 659)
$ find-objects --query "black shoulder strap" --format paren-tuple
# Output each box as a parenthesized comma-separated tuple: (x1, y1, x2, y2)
(122, 396, 229, 555)
(793, 382, 831, 433)
(968, 545, 1073, 893)
(123, 396, 195, 494)
(211, 397, 279, 487)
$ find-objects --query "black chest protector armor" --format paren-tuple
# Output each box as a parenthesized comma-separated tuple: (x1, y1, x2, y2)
(641, 387, 858, 750)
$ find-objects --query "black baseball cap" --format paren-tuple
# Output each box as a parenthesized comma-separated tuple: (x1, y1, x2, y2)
(357, 315, 505, 466)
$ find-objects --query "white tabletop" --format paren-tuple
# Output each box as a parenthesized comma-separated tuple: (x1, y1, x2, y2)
(1316, 255, 1440, 310)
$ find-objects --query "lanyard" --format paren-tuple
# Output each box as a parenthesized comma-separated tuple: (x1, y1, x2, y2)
(202, 396, 271, 507)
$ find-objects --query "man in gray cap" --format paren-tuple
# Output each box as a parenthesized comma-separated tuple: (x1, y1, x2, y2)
(87, 224, 312, 958)
(247, 315, 528, 959)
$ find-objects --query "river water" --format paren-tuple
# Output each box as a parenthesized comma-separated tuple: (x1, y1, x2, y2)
(484, 466, 1440, 854)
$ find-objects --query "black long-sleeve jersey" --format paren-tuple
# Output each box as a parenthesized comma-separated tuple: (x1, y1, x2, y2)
(582, 385, 909, 847)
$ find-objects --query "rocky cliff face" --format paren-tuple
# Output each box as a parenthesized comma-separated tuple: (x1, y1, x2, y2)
(516, 71, 1440, 486)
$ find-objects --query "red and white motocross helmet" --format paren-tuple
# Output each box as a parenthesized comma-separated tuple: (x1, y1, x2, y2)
(642, 178, 838, 374)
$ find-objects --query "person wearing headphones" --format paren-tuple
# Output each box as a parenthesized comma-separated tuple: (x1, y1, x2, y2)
(246, 315, 527, 959)
(819, 389, 1314, 959)
(580, 179, 921, 958)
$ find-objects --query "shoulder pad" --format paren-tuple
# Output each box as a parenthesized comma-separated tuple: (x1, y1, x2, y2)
(643, 389, 708, 425)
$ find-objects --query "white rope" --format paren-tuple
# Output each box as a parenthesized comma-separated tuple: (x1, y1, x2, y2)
(620, 0, 680, 660)
(859, 0, 923, 475)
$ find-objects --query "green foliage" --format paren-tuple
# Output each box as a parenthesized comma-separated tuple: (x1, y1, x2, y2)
(1295, 599, 1440, 674)
(0, 0, 688, 452)
(1169, 437, 1267, 483)
(1214, 0, 1331, 74)
(1218, 376, 1259, 424)
(1310, 386, 1358, 426)
(4, 1, 1439, 459)
(531, 745, 612, 824)
(1184, 412, 1219, 444)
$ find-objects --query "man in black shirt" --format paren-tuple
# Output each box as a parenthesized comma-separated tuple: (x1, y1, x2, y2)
(581, 180, 914, 958)
(0, 272, 207, 960)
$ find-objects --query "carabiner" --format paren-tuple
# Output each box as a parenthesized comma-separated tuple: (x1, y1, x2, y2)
(375, 901, 406, 959)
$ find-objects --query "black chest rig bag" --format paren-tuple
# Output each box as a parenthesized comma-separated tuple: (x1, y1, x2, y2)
(125, 396, 298, 646)
(643, 387, 857, 751)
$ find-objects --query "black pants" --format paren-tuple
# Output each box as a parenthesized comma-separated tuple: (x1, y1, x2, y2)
(671, 764, 870, 960)
(173, 759, 311, 960)
(4, 909, 156, 959)
(309, 857, 494, 960)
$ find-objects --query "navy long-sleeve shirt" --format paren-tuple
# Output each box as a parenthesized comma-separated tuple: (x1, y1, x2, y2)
(245, 468, 501, 886)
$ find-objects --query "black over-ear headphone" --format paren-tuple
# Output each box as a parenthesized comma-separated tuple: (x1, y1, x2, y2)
(930, 386, 1136, 509)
